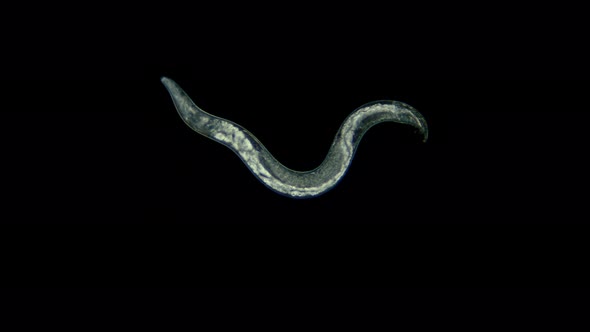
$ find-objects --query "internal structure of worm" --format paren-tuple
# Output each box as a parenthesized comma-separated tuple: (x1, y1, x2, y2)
(161, 77, 428, 198)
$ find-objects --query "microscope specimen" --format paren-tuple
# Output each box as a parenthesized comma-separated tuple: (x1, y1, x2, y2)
(162, 77, 428, 198)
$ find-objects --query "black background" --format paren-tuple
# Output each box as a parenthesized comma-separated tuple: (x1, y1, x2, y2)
(1, 8, 589, 325)
(3, 75, 589, 288)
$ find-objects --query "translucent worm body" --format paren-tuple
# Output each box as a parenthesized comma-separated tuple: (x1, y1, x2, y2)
(162, 77, 428, 198)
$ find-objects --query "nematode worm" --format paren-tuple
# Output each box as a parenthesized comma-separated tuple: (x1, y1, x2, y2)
(162, 77, 428, 198)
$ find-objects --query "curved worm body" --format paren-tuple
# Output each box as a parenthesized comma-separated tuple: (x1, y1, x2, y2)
(162, 77, 428, 198)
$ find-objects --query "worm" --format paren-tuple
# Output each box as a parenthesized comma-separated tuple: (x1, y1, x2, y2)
(161, 77, 428, 198)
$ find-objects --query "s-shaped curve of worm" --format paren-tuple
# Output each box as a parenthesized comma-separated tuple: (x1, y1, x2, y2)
(162, 77, 428, 198)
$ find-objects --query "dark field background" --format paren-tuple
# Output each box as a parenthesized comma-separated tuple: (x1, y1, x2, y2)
(1, 6, 589, 329)
(2, 75, 588, 288)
